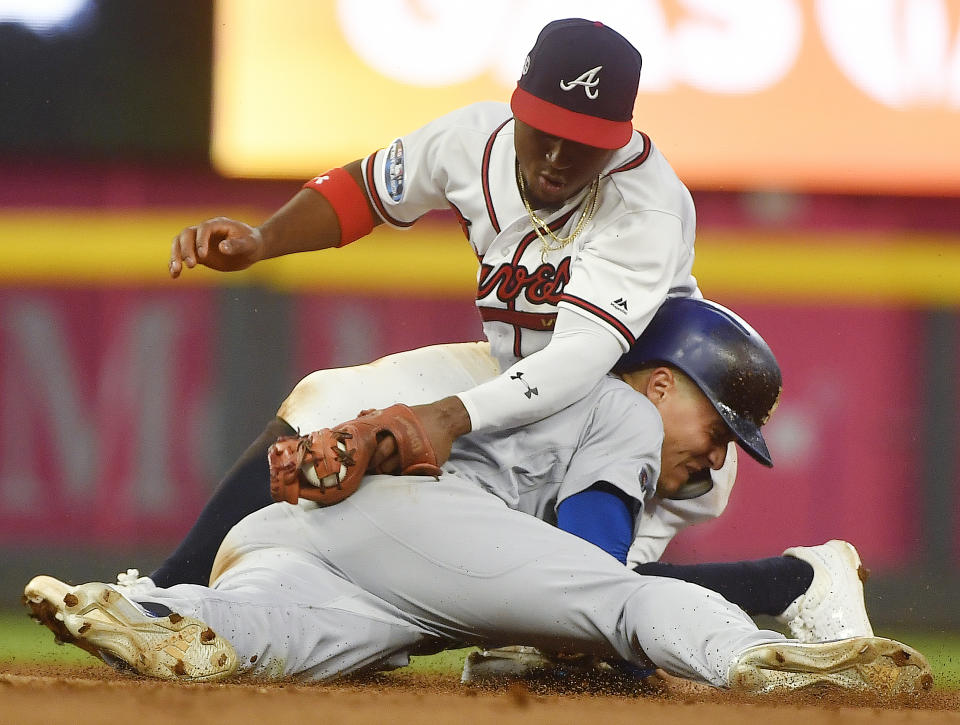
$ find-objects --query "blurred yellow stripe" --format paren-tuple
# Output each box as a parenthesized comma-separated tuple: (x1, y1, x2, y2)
(0, 210, 478, 297)
(697, 231, 960, 306)
(2, 211, 959, 304)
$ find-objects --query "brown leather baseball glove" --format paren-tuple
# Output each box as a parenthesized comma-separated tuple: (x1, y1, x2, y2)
(267, 403, 443, 505)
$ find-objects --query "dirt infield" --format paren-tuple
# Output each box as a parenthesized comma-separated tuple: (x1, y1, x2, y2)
(2, 664, 959, 725)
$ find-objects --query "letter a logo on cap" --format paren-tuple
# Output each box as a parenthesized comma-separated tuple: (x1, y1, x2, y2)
(559, 65, 602, 99)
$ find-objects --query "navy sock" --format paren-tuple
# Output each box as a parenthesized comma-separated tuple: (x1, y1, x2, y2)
(137, 601, 173, 618)
(149, 417, 295, 588)
(633, 556, 814, 616)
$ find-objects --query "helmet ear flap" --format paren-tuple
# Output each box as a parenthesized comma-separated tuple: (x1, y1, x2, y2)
(665, 469, 714, 500)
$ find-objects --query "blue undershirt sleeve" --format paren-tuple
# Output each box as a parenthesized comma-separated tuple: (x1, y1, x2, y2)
(555, 482, 637, 565)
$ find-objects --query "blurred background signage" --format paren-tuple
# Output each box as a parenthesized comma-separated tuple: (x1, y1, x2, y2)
(212, 0, 960, 193)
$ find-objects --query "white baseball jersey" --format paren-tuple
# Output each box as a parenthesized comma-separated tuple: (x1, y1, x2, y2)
(445, 374, 659, 528)
(364, 102, 699, 371)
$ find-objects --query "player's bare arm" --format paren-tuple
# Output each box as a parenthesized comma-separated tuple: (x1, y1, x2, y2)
(168, 159, 381, 278)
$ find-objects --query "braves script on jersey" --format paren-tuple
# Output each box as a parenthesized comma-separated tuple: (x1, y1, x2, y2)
(363, 102, 699, 370)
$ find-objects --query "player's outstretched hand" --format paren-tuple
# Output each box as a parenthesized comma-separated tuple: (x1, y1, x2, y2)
(169, 216, 264, 278)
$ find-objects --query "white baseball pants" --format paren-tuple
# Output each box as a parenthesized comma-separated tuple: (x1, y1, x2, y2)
(137, 474, 783, 685)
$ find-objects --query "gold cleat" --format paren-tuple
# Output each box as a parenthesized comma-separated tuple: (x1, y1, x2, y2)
(729, 635, 934, 696)
(24, 575, 237, 682)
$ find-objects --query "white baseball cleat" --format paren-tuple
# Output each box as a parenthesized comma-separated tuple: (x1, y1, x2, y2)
(728, 636, 933, 695)
(461, 645, 659, 694)
(461, 646, 558, 683)
(778, 539, 874, 642)
(23, 575, 237, 682)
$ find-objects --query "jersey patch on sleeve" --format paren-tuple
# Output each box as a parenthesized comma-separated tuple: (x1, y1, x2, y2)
(384, 138, 405, 203)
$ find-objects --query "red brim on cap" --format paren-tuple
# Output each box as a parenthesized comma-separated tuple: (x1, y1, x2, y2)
(510, 87, 634, 150)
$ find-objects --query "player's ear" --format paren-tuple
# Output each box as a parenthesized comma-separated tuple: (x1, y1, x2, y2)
(645, 366, 675, 404)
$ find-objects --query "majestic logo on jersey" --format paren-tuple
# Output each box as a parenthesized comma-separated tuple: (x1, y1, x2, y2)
(559, 66, 602, 99)
(384, 138, 405, 203)
(611, 297, 628, 313)
(510, 372, 538, 399)
(477, 258, 571, 307)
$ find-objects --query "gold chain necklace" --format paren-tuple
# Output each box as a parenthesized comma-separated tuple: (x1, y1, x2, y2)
(517, 162, 600, 262)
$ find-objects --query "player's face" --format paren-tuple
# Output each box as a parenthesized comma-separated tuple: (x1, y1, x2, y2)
(642, 370, 735, 498)
(514, 120, 615, 209)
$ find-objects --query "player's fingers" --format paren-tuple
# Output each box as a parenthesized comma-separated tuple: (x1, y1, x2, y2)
(222, 224, 265, 260)
(169, 237, 182, 278)
(195, 217, 259, 260)
(191, 217, 235, 260)
(169, 226, 200, 277)
(194, 218, 227, 261)
(194, 225, 209, 259)
(218, 233, 254, 257)
(379, 452, 402, 475)
(369, 435, 399, 473)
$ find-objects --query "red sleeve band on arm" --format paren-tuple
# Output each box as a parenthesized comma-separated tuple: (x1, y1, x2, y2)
(302, 168, 375, 247)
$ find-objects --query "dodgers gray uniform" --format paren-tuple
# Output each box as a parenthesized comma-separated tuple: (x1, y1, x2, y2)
(137, 375, 783, 686)
(443, 375, 658, 527)
(278, 342, 737, 565)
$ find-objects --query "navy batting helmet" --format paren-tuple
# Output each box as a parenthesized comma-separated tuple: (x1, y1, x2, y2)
(613, 297, 781, 467)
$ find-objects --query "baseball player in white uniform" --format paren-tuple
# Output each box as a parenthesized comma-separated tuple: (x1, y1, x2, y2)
(155, 18, 713, 590)
(24, 298, 931, 695)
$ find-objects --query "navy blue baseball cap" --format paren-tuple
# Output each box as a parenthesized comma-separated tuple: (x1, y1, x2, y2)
(511, 18, 642, 149)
